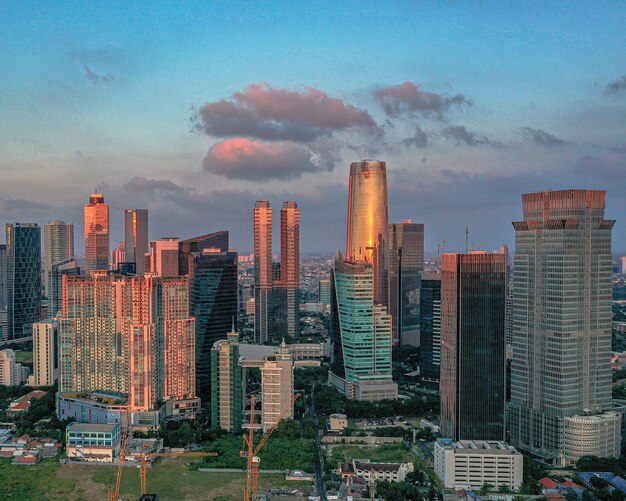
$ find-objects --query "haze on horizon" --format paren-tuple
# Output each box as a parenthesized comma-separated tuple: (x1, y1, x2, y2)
(1, 1, 625, 255)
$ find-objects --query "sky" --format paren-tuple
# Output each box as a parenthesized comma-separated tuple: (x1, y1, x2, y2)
(1, 1, 625, 255)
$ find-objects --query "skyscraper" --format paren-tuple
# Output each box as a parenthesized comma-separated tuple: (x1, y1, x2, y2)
(6, 223, 41, 339)
(280, 201, 300, 338)
(148, 238, 179, 277)
(254, 200, 273, 344)
(111, 241, 126, 271)
(43, 220, 74, 310)
(419, 272, 441, 386)
(188, 247, 238, 397)
(440, 252, 506, 442)
(124, 209, 149, 276)
(509, 190, 620, 465)
(329, 257, 397, 401)
(347, 160, 389, 305)
(261, 341, 294, 432)
(210, 326, 243, 432)
(318, 278, 331, 305)
(84, 193, 109, 273)
(388, 221, 424, 346)
(59, 273, 196, 411)
(0, 244, 6, 340)
(49, 258, 79, 316)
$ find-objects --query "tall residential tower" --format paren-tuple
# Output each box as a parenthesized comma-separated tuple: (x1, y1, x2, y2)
(254, 201, 273, 343)
(124, 209, 149, 276)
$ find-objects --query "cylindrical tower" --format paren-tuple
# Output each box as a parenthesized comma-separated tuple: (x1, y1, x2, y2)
(346, 160, 389, 304)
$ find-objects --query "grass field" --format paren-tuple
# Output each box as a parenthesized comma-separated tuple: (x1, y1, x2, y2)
(15, 350, 33, 365)
(327, 442, 415, 466)
(0, 457, 296, 500)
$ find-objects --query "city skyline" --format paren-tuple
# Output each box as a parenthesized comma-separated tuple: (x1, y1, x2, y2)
(1, 2, 624, 254)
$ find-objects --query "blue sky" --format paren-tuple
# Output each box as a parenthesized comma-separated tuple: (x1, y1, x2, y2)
(1, 1, 625, 254)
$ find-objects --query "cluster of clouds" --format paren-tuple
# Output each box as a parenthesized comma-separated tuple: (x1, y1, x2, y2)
(194, 79, 589, 181)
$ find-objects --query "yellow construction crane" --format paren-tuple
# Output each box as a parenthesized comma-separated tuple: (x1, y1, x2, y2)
(241, 393, 301, 501)
(108, 406, 131, 501)
(137, 450, 218, 495)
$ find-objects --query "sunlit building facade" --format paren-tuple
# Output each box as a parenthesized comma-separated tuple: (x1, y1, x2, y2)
(124, 209, 149, 276)
(59, 273, 196, 412)
(440, 252, 506, 442)
(347, 160, 389, 305)
(84, 193, 109, 273)
(508, 190, 619, 465)
(148, 237, 179, 277)
(261, 341, 294, 432)
(254, 200, 273, 343)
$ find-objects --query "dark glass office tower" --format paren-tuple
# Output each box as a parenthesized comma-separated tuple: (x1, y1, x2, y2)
(124, 209, 149, 276)
(419, 272, 441, 385)
(440, 252, 506, 441)
(189, 248, 238, 396)
(178, 231, 229, 275)
(388, 221, 424, 347)
(6, 223, 42, 339)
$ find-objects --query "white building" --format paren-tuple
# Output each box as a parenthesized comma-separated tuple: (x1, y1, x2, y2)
(30, 320, 58, 387)
(434, 439, 523, 490)
(352, 459, 413, 483)
(562, 413, 621, 465)
(0, 349, 27, 386)
(261, 341, 294, 432)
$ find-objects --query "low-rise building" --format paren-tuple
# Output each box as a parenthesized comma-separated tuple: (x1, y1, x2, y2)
(7, 390, 47, 414)
(562, 413, 621, 464)
(434, 439, 523, 490)
(66, 422, 121, 463)
(352, 459, 414, 483)
(329, 413, 348, 432)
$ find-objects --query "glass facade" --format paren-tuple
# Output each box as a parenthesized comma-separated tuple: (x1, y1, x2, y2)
(210, 330, 242, 432)
(419, 272, 441, 384)
(43, 220, 74, 309)
(388, 222, 424, 346)
(124, 209, 149, 276)
(254, 201, 273, 343)
(6, 223, 41, 339)
(440, 253, 506, 441)
(332, 258, 392, 384)
(189, 250, 238, 396)
(508, 190, 617, 463)
(346, 161, 389, 305)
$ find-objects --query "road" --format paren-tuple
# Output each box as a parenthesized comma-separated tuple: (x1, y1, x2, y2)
(309, 387, 327, 500)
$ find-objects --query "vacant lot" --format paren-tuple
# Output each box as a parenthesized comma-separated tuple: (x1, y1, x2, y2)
(327, 442, 414, 467)
(0, 457, 292, 500)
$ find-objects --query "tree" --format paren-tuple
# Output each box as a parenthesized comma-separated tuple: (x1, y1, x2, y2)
(499, 485, 511, 494)
(480, 483, 493, 496)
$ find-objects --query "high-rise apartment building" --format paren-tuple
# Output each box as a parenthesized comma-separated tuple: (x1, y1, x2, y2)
(261, 341, 294, 432)
(347, 160, 389, 305)
(188, 247, 238, 396)
(49, 259, 79, 316)
(254, 201, 273, 344)
(148, 238, 179, 277)
(273, 201, 300, 339)
(509, 190, 620, 465)
(329, 258, 397, 401)
(388, 221, 424, 346)
(59, 273, 196, 411)
(6, 223, 41, 339)
(43, 220, 74, 309)
(0, 244, 6, 340)
(419, 272, 441, 385)
(210, 326, 243, 432)
(440, 252, 506, 442)
(84, 193, 109, 273)
(31, 320, 58, 387)
(124, 209, 149, 276)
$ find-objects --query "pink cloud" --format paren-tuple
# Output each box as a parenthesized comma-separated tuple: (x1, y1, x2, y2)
(202, 138, 321, 181)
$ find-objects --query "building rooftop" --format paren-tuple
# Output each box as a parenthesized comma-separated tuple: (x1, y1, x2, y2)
(437, 439, 520, 455)
(353, 460, 403, 473)
(67, 423, 119, 433)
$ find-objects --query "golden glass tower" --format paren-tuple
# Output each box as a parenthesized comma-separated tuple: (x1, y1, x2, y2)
(346, 160, 389, 305)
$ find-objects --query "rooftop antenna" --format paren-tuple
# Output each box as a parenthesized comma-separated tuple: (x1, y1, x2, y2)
(465, 227, 469, 254)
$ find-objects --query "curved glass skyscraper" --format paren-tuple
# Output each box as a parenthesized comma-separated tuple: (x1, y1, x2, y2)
(347, 160, 388, 305)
